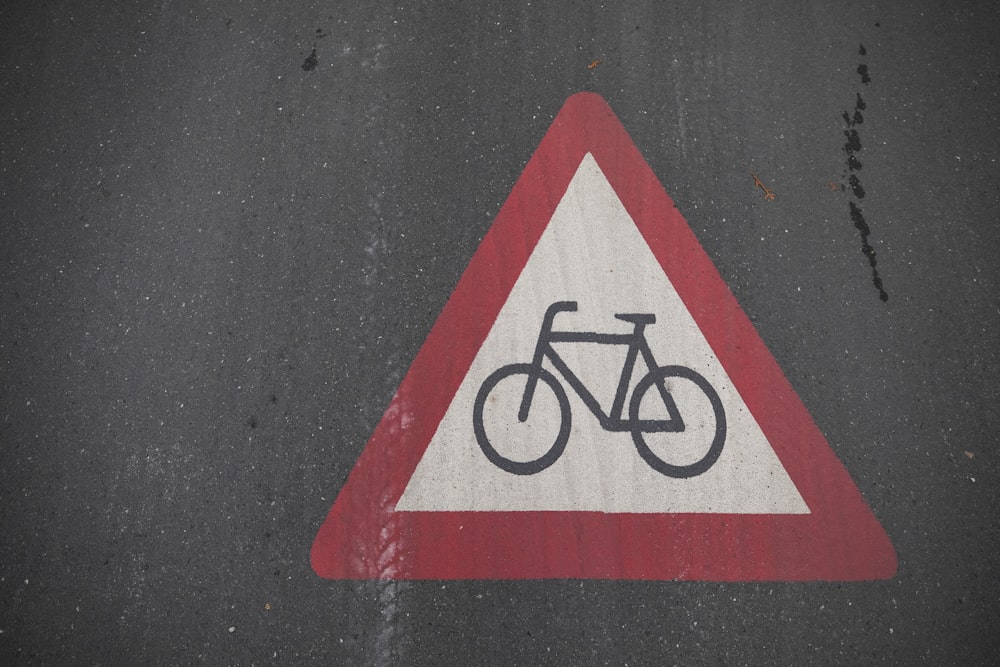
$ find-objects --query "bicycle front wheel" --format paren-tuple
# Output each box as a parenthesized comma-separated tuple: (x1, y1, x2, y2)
(473, 363, 571, 475)
(629, 365, 726, 478)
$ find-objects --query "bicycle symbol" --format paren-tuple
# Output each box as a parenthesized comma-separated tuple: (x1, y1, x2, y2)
(473, 301, 726, 478)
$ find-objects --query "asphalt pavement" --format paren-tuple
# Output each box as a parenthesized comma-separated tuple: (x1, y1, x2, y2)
(2, 1, 998, 664)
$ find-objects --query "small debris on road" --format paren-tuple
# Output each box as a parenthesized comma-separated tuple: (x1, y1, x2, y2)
(751, 172, 776, 201)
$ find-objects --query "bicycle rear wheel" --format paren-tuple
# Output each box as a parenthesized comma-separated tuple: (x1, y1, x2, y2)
(473, 363, 571, 475)
(628, 365, 726, 478)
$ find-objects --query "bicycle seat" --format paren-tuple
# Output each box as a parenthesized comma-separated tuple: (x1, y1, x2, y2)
(614, 312, 656, 325)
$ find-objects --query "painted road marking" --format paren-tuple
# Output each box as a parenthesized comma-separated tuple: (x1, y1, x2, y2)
(311, 93, 896, 581)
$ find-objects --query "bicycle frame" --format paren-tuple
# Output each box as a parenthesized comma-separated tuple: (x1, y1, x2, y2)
(519, 301, 683, 433)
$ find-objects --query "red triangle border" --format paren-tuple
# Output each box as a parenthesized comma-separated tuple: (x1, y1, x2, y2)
(311, 92, 897, 581)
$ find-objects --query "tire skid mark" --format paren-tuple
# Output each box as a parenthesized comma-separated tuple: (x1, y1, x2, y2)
(369, 578, 408, 667)
(352, 486, 409, 665)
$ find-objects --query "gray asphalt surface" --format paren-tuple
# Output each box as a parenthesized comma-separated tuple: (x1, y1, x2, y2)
(2, 1, 998, 664)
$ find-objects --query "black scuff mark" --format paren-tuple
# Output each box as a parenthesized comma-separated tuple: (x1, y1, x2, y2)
(856, 63, 871, 85)
(850, 203, 887, 299)
(843, 127, 862, 154)
(301, 28, 327, 72)
(841, 44, 888, 302)
(848, 174, 866, 199)
(302, 48, 319, 71)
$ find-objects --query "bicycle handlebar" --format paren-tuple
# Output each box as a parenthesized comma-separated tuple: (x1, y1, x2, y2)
(541, 301, 578, 336)
(545, 301, 578, 316)
(543, 301, 655, 328)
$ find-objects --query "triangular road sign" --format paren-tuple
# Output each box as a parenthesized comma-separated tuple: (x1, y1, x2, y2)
(311, 92, 897, 580)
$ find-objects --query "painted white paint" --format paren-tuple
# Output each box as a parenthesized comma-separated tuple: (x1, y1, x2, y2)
(396, 154, 808, 513)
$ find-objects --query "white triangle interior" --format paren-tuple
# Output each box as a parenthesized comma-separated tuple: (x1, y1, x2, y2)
(396, 154, 809, 514)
